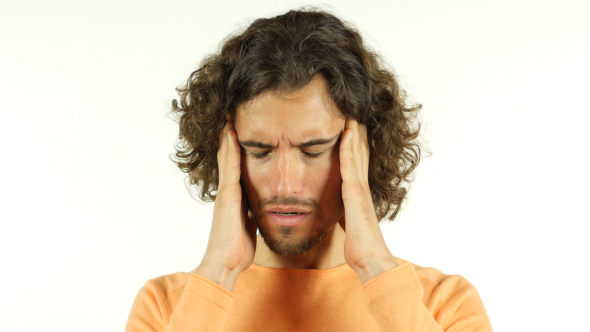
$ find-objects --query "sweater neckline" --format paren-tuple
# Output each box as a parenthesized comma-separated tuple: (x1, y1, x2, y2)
(249, 262, 350, 274)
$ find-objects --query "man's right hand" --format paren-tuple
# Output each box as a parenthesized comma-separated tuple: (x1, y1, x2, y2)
(192, 115, 258, 293)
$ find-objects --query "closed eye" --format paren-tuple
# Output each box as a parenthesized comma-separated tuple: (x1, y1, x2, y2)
(248, 151, 270, 159)
(247, 150, 325, 159)
(303, 151, 324, 159)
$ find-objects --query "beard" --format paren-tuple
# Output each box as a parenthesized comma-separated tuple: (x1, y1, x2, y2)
(251, 196, 332, 257)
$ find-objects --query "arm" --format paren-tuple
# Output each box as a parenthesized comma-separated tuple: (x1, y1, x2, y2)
(125, 273, 235, 332)
(361, 263, 493, 332)
(126, 117, 255, 331)
(339, 119, 492, 331)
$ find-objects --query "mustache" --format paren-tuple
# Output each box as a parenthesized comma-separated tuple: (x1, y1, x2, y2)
(258, 196, 320, 211)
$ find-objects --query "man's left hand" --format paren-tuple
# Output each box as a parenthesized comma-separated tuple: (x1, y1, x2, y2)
(338, 118, 399, 285)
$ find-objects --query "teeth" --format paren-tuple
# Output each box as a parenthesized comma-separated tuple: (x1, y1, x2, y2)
(276, 212, 300, 216)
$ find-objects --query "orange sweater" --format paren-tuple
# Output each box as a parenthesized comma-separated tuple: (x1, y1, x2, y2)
(125, 257, 492, 331)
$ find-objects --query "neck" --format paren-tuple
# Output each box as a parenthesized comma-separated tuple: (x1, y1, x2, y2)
(252, 222, 346, 269)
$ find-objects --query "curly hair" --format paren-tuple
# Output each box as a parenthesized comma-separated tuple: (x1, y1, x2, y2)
(171, 8, 421, 221)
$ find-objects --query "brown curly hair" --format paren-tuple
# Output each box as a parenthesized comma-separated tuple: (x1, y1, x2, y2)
(171, 8, 421, 221)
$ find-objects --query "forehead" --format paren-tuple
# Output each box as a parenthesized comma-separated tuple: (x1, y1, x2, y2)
(234, 76, 345, 143)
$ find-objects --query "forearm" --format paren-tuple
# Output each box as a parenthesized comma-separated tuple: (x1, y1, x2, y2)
(361, 263, 493, 332)
(355, 256, 399, 286)
(192, 260, 241, 293)
(125, 274, 235, 332)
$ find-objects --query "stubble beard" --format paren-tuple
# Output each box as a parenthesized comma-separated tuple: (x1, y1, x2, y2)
(252, 196, 332, 257)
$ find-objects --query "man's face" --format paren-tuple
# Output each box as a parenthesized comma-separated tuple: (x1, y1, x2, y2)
(234, 76, 346, 257)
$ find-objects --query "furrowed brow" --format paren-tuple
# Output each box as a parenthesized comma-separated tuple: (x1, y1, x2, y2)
(297, 134, 340, 148)
(238, 140, 273, 149)
(238, 134, 340, 149)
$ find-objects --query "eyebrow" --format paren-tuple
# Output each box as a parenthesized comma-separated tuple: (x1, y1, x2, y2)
(239, 133, 340, 149)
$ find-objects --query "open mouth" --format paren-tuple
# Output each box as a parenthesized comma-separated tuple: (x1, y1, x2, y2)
(267, 210, 310, 227)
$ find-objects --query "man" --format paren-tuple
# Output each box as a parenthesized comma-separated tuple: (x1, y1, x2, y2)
(126, 9, 492, 331)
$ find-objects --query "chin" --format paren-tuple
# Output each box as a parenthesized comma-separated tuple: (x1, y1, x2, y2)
(256, 216, 331, 257)
(260, 229, 329, 257)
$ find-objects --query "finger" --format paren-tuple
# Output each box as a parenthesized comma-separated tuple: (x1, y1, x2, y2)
(358, 123, 370, 185)
(219, 113, 231, 147)
(339, 121, 356, 184)
(218, 126, 228, 184)
(224, 128, 241, 185)
(350, 118, 364, 183)
(225, 112, 235, 131)
(218, 113, 236, 185)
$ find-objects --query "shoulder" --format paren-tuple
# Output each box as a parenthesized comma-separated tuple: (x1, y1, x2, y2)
(139, 271, 191, 306)
(395, 256, 477, 291)
(394, 257, 489, 326)
(126, 271, 193, 330)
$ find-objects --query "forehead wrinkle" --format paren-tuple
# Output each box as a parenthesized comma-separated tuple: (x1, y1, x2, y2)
(240, 132, 342, 150)
(234, 77, 345, 146)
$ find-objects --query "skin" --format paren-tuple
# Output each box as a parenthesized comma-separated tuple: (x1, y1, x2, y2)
(236, 77, 347, 270)
(193, 76, 398, 292)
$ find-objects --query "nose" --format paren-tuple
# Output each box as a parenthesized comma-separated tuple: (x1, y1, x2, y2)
(270, 149, 303, 198)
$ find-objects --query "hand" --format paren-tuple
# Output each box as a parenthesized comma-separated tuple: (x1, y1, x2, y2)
(338, 118, 399, 285)
(193, 116, 258, 292)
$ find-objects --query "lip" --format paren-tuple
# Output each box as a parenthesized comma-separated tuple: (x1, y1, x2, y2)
(266, 206, 312, 214)
(266, 211, 311, 227)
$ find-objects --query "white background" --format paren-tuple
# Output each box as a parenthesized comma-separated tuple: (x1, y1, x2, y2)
(1, 0, 588, 331)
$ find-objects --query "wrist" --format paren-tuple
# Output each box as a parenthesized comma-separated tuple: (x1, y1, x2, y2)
(193, 260, 240, 293)
(355, 256, 399, 286)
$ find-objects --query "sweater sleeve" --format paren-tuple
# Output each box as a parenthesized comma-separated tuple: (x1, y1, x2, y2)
(361, 263, 493, 332)
(125, 273, 235, 332)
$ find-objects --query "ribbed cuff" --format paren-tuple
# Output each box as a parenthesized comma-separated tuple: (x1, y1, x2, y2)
(361, 262, 418, 307)
(186, 272, 235, 312)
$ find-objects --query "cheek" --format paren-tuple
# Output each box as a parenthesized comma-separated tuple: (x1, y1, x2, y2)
(240, 154, 261, 202)
(241, 154, 267, 185)
(312, 150, 345, 217)
(308, 150, 342, 194)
